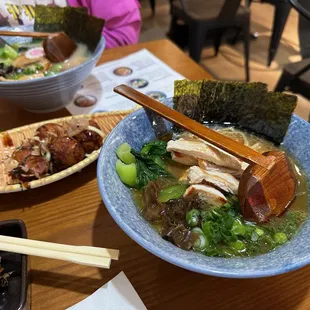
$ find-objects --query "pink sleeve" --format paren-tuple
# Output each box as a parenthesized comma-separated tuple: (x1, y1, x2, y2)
(67, 0, 141, 49)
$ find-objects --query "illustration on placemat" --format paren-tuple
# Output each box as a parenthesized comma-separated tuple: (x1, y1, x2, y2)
(146, 91, 167, 101)
(113, 67, 133, 76)
(129, 78, 149, 89)
(74, 95, 97, 107)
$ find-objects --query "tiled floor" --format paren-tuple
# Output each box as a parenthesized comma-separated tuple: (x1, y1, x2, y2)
(139, 0, 310, 120)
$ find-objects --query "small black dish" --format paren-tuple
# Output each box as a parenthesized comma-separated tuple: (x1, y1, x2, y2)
(0, 220, 27, 310)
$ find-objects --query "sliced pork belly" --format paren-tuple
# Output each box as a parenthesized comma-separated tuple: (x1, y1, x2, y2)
(186, 166, 239, 194)
(167, 138, 241, 171)
(184, 184, 227, 206)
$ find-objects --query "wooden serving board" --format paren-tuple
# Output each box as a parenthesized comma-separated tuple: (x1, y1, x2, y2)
(0, 110, 133, 193)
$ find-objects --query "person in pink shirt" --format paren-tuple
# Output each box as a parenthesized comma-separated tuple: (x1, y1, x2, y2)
(68, 0, 141, 48)
(0, 0, 141, 49)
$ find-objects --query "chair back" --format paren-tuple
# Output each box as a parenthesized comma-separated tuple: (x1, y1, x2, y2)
(289, 0, 310, 20)
(179, 0, 243, 22)
(217, 0, 242, 22)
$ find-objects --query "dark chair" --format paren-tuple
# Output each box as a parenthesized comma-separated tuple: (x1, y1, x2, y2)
(248, 0, 291, 66)
(139, 0, 157, 15)
(274, 0, 310, 104)
(169, 0, 251, 81)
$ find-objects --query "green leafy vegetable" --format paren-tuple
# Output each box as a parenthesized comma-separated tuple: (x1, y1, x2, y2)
(158, 184, 188, 203)
(3, 44, 18, 60)
(116, 143, 136, 164)
(131, 149, 172, 189)
(135, 158, 158, 189)
(115, 160, 137, 187)
(141, 140, 170, 157)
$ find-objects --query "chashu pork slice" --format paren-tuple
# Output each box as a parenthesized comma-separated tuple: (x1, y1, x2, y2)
(186, 166, 239, 194)
(198, 159, 244, 179)
(171, 151, 198, 166)
(167, 138, 241, 171)
(184, 184, 227, 207)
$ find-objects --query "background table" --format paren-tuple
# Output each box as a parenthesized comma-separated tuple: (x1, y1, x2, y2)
(1, 39, 310, 310)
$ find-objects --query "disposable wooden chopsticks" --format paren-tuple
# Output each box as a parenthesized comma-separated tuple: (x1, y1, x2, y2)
(0, 235, 119, 269)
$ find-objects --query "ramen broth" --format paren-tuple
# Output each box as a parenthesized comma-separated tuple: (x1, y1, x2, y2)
(0, 40, 91, 81)
(130, 127, 308, 257)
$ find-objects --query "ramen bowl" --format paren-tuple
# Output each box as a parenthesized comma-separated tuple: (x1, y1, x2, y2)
(97, 99, 310, 278)
(0, 25, 105, 113)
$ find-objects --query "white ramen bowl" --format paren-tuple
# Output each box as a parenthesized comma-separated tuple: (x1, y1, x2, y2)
(0, 25, 105, 113)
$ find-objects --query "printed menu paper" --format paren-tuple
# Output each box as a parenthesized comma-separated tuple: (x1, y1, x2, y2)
(66, 271, 147, 310)
(66, 49, 184, 115)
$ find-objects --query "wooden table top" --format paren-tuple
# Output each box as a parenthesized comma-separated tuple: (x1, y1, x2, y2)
(1, 39, 310, 310)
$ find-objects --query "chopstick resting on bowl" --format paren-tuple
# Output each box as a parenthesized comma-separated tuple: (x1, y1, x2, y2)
(0, 235, 119, 269)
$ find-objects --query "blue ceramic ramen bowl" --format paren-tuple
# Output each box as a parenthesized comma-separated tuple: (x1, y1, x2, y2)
(0, 25, 105, 113)
(97, 99, 310, 278)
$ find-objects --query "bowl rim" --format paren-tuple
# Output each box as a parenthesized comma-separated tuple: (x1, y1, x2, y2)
(97, 105, 310, 279)
(0, 25, 105, 86)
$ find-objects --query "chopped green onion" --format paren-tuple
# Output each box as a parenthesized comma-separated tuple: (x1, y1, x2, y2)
(193, 234, 208, 251)
(35, 63, 44, 71)
(274, 232, 287, 244)
(231, 240, 245, 251)
(186, 209, 200, 227)
(231, 219, 247, 236)
(251, 231, 259, 242)
(158, 184, 187, 203)
(116, 143, 136, 164)
(115, 159, 137, 187)
(255, 227, 264, 236)
(191, 227, 208, 251)
(45, 63, 63, 76)
(23, 65, 37, 75)
(191, 227, 204, 235)
(50, 63, 63, 72)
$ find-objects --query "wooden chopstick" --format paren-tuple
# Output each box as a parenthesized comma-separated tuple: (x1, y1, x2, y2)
(0, 235, 119, 260)
(0, 30, 60, 38)
(0, 241, 111, 269)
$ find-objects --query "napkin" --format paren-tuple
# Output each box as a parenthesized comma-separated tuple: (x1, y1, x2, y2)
(67, 271, 147, 310)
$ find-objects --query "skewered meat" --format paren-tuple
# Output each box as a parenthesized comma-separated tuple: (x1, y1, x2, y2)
(74, 120, 103, 153)
(9, 155, 49, 182)
(35, 123, 67, 144)
(11, 140, 33, 163)
(49, 137, 85, 171)
(7, 118, 104, 184)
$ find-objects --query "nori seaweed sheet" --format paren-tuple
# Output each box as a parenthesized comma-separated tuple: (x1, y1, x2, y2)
(174, 80, 297, 144)
(173, 80, 203, 122)
(34, 5, 105, 51)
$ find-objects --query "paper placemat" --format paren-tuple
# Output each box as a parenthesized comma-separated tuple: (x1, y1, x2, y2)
(66, 49, 184, 115)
